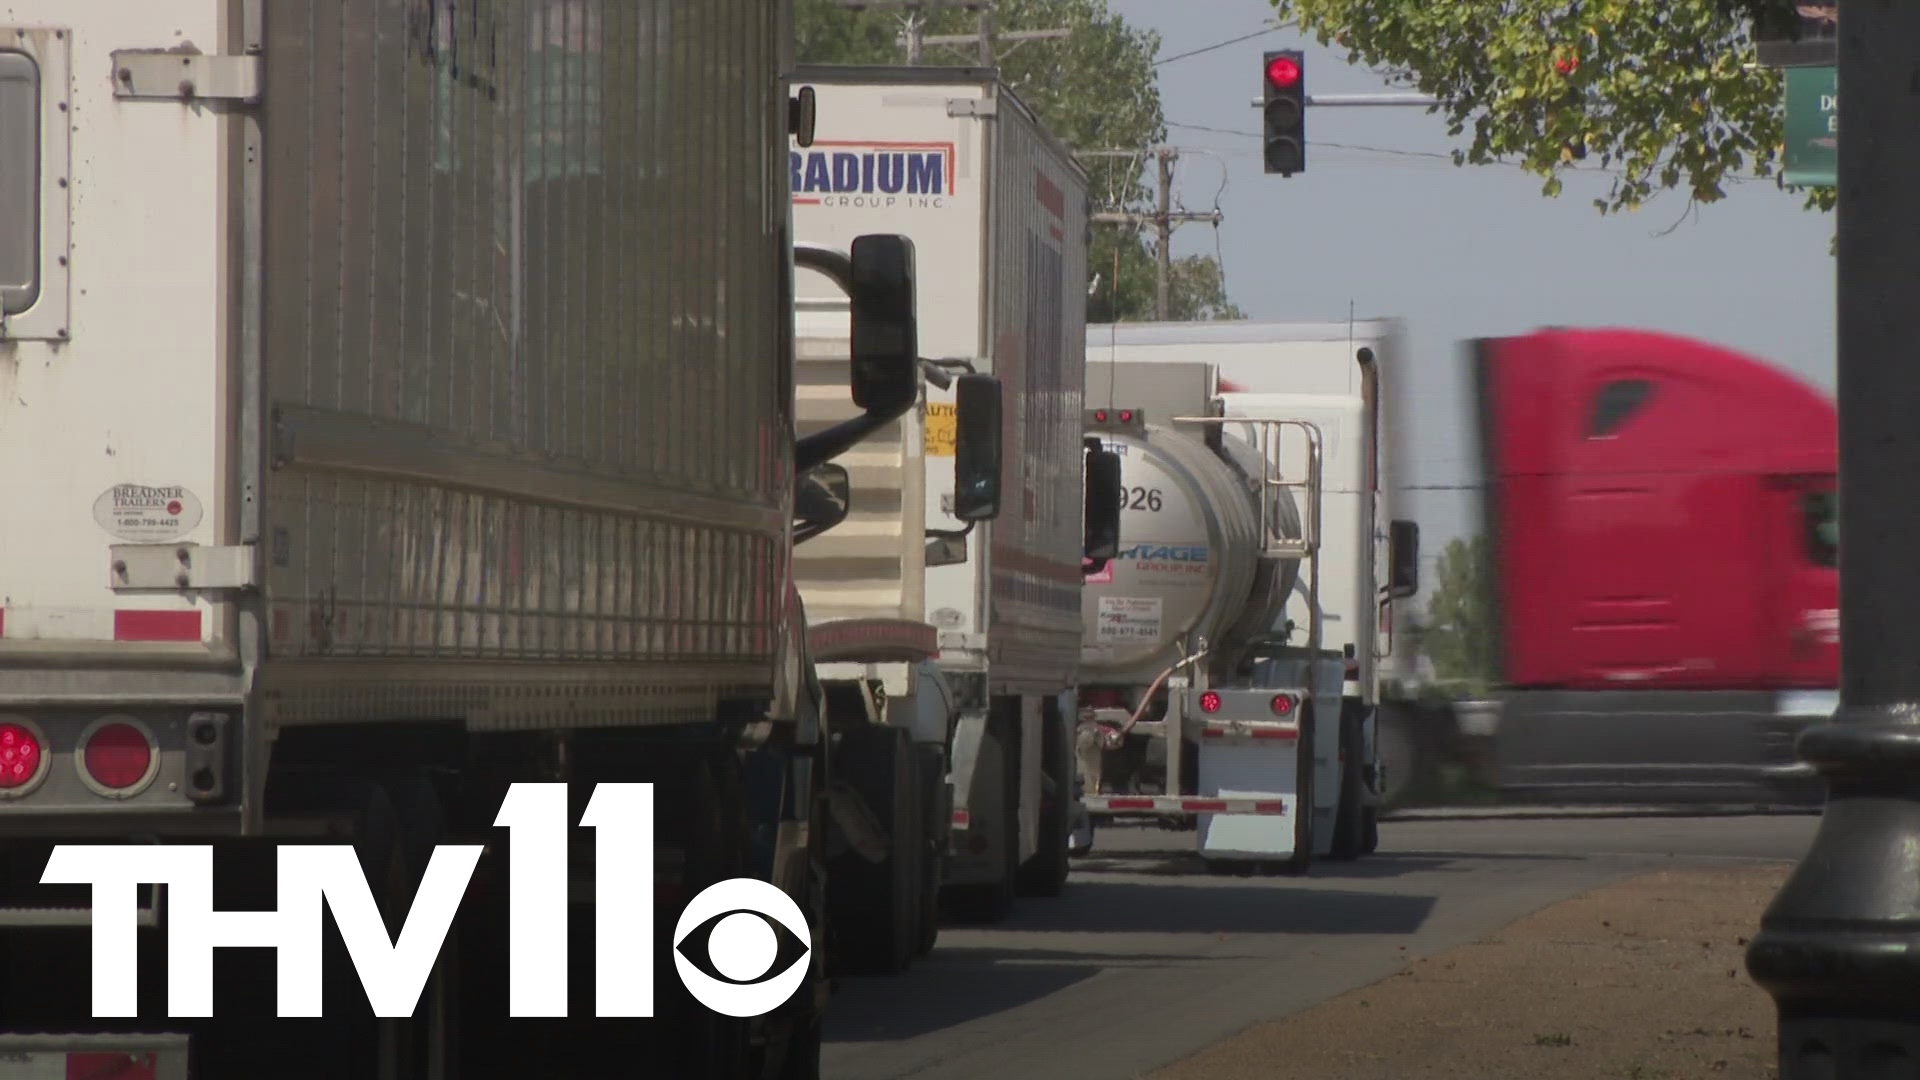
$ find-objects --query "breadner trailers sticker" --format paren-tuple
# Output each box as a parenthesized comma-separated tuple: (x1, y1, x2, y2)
(1096, 596, 1162, 644)
(93, 484, 204, 543)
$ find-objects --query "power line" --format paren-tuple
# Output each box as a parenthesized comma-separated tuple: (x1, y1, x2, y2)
(1154, 25, 1282, 67)
(1162, 120, 1779, 184)
(836, 0, 1066, 65)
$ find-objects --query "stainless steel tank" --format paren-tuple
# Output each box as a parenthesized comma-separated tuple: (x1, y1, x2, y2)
(1081, 421, 1304, 685)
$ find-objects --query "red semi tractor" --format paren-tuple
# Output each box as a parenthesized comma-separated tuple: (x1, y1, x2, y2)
(1464, 327, 1836, 805)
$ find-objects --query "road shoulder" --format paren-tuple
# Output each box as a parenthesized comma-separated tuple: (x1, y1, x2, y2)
(1144, 862, 1788, 1080)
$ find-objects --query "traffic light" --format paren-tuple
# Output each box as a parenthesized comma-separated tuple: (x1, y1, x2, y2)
(1262, 50, 1306, 176)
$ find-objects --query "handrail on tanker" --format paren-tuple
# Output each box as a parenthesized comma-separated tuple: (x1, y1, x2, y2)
(1168, 415, 1324, 560)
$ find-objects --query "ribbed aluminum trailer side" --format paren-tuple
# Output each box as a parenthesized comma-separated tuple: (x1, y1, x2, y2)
(0, 3, 922, 1076)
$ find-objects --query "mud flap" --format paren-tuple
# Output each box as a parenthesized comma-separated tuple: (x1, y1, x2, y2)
(941, 710, 995, 884)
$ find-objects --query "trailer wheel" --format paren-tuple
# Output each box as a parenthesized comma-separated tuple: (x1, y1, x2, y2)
(1327, 706, 1368, 861)
(673, 748, 758, 1079)
(772, 768, 829, 1080)
(827, 725, 919, 976)
(192, 779, 452, 1080)
(913, 743, 947, 958)
(385, 777, 459, 1078)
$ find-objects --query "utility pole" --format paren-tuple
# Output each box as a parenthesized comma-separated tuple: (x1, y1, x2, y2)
(1082, 148, 1221, 320)
(1155, 149, 1174, 320)
(1745, 4, 1920, 1077)
(837, 0, 1066, 67)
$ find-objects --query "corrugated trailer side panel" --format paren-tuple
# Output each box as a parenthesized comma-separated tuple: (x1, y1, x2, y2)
(257, 0, 794, 726)
(981, 89, 1088, 691)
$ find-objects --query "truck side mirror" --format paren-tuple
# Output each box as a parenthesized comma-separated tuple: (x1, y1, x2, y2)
(953, 374, 1003, 521)
(1083, 441, 1122, 562)
(1389, 519, 1420, 599)
(847, 234, 919, 418)
(795, 463, 852, 545)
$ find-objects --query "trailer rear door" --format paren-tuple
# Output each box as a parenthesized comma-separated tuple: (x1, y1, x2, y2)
(0, 4, 245, 664)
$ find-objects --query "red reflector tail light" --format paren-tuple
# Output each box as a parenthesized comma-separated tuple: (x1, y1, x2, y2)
(78, 719, 158, 796)
(1270, 694, 1296, 716)
(0, 721, 44, 790)
(1198, 691, 1222, 714)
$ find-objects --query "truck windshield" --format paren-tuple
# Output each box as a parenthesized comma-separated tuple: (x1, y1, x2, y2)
(1801, 490, 1837, 567)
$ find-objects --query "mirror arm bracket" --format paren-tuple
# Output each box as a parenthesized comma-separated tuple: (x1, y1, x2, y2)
(925, 521, 976, 541)
(796, 414, 889, 474)
(793, 244, 854, 293)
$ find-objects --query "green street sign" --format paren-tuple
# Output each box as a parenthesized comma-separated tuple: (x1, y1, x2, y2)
(1784, 65, 1837, 187)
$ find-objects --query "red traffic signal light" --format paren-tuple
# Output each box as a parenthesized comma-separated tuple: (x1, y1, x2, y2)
(1262, 50, 1306, 176)
(1265, 55, 1301, 90)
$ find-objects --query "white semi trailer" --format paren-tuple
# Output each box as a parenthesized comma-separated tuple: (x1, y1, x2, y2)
(1075, 321, 1420, 872)
(0, 4, 922, 1077)
(787, 65, 1110, 936)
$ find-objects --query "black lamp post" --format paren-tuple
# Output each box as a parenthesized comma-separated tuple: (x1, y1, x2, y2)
(1745, 2, 1920, 1075)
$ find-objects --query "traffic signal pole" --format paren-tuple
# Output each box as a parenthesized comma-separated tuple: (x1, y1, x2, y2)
(1247, 93, 1441, 108)
(1746, 2, 1920, 1075)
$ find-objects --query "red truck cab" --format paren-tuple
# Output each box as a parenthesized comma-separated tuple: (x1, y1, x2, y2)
(1468, 327, 1836, 803)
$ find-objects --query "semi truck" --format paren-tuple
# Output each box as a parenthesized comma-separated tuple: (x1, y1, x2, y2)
(787, 65, 1109, 951)
(0, 3, 922, 1077)
(1072, 320, 1419, 872)
(1466, 327, 1837, 805)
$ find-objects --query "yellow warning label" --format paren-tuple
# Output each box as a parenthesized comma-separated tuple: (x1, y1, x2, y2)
(925, 402, 957, 456)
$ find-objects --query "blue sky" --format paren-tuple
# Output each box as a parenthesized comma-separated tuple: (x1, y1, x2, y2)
(1093, 0, 1838, 594)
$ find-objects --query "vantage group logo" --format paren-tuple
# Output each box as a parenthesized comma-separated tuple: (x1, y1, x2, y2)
(40, 783, 812, 1021)
(791, 141, 957, 210)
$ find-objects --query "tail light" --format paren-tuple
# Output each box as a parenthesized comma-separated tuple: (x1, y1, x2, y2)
(77, 718, 159, 797)
(0, 719, 48, 794)
(1270, 694, 1297, 716)
(1198, 691, 1222, 714)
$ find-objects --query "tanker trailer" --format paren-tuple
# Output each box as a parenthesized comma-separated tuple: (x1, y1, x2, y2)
(1074, 361, 1352, 874)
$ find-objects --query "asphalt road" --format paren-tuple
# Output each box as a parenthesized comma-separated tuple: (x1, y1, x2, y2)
(820, 812, 1821, 1080)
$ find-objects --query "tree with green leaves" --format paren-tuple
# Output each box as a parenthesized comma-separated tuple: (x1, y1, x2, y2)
(796, 0, 1244, 322)
(1267, 0, 1836, 219)
(1420, 534, 1497, 693)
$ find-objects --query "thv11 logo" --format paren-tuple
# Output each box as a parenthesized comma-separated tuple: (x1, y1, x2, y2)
(40, 783, 811, 1020)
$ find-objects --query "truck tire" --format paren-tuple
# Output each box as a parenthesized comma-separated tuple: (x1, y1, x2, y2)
(1327, 706, 1368, 861)
(827, 725, 919, 976)
(673, 748, 758, 1079)
(384, 777, 459, 1078)
(192, 780, 452, 1080)
(914, 744, 947, 958)
(771, 749, 831, 1080)
(1016, 700, 1071, 898)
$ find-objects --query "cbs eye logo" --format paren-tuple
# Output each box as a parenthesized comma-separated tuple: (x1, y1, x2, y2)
(673, 878, 814, 1017)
